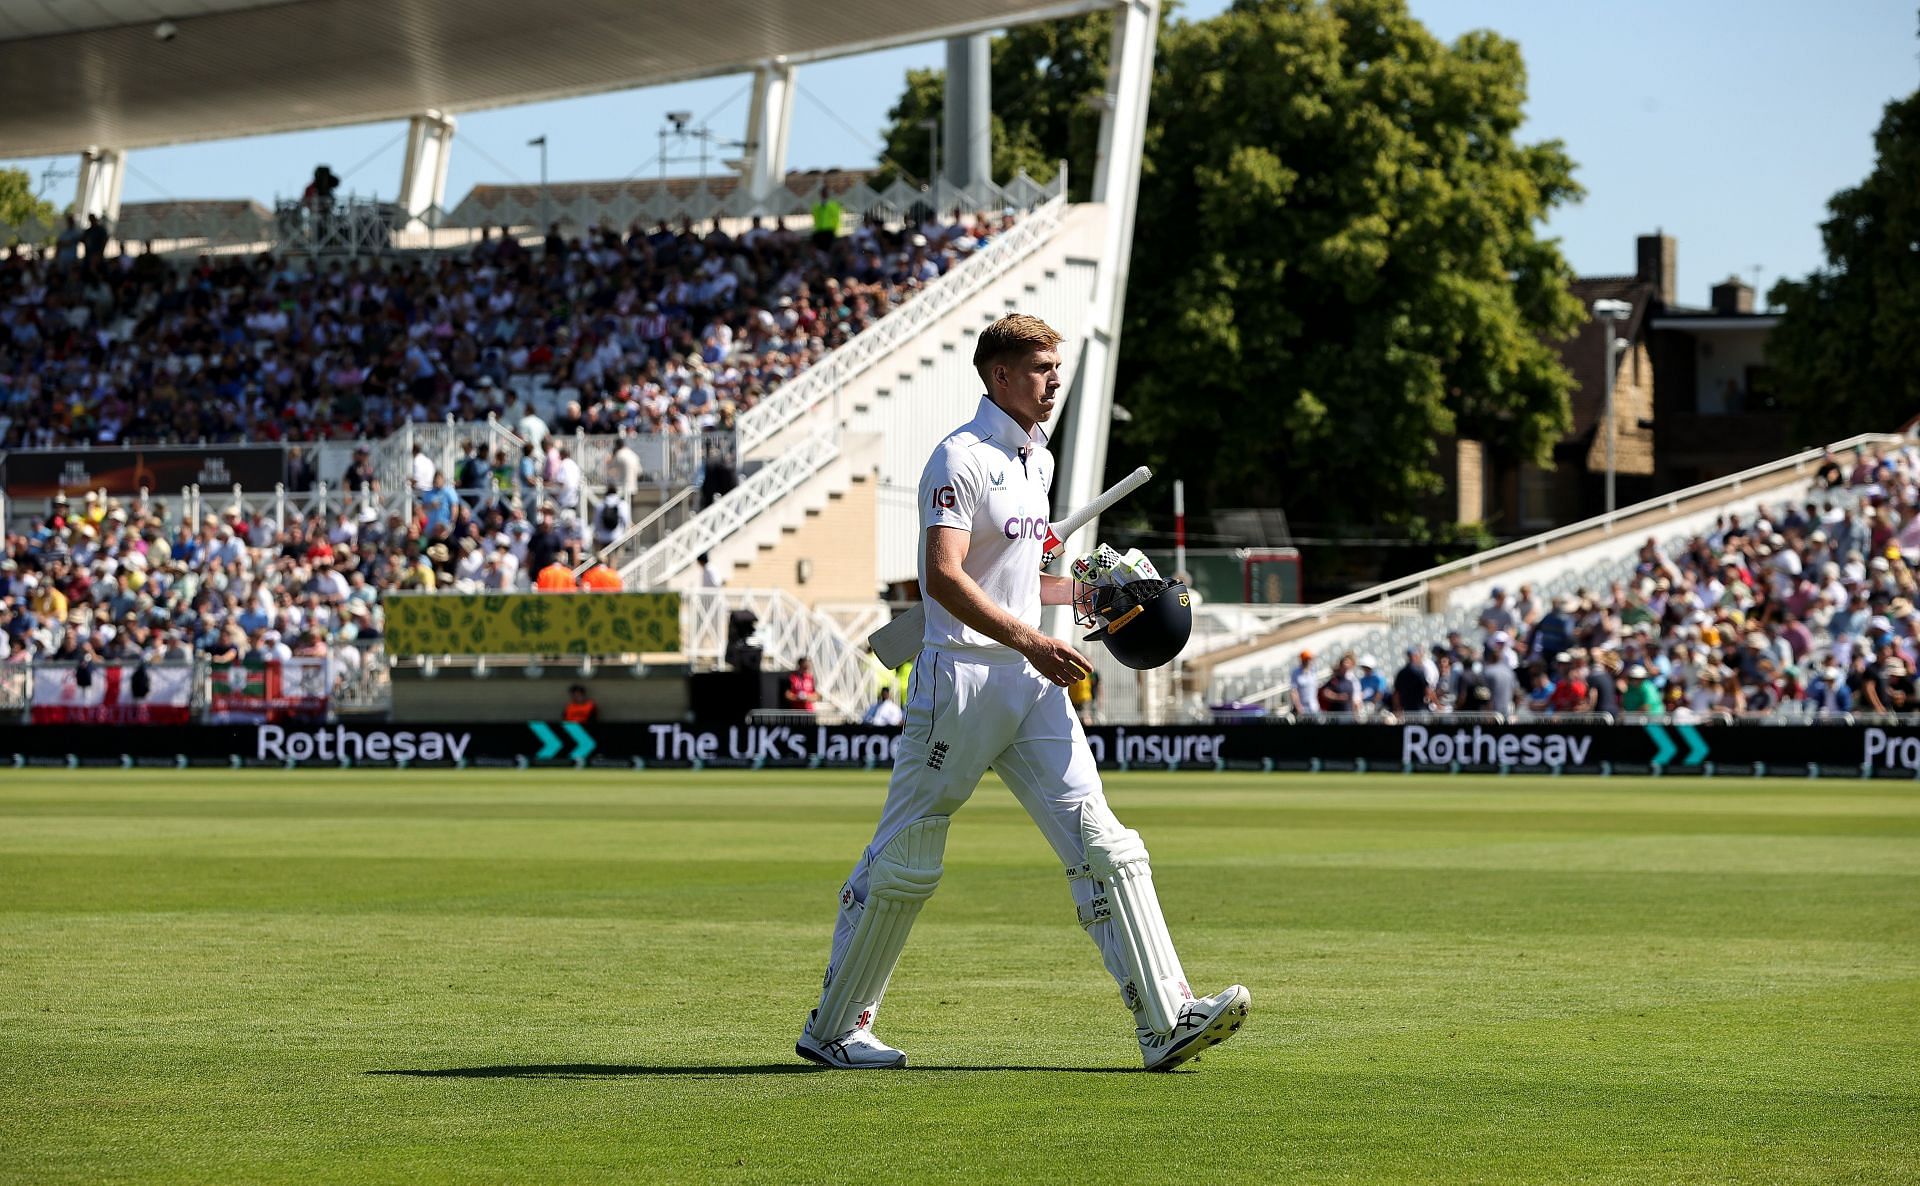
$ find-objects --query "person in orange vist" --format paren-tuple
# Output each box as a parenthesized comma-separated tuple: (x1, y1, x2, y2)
(536, 558, 578, 591)
(579, 556, 622, 591)
(562, 684, 598, 724)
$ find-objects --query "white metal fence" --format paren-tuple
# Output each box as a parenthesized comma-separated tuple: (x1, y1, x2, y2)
(0, 170, 1068, 260)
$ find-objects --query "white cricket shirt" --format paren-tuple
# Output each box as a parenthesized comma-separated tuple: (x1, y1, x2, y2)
(918, 396, 1055, 655)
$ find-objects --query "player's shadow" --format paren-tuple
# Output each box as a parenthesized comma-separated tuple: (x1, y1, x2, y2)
(368, 1063, 1136, 1079)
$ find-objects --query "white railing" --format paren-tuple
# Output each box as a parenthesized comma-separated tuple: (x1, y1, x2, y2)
(594, 485, 702, 572)
(621, 429, 840, 588)
(734, 185, 1071, 458)
(1199, 430, 1906, 658)
(681, 587, 875, 720)
(0, 170, 1067, 260)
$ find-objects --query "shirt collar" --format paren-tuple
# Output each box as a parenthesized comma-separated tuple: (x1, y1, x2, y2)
(973, 395, 1048, 450)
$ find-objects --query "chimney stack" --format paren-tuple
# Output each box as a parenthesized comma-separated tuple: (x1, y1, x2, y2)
(1636, 233, 1676, 308)
(1711, 276, 1754, 315)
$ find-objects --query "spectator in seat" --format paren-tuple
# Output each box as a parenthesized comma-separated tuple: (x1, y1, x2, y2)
(1548, 651, 1593, 714)
(1806, 660, 1853, 714)
(1621, 663, 1664, 714)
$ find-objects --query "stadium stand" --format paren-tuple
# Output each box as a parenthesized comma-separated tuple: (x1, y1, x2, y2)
(0, 200, 1013, 450)
(1199, 438, 1920, 722)
(0, 182, 1072, 722)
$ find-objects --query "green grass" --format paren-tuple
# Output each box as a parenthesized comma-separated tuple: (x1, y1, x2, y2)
(3, 771, 1917, 1184)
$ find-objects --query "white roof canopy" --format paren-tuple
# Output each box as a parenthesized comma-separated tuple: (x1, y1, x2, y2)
(0, 0, 1108, 157)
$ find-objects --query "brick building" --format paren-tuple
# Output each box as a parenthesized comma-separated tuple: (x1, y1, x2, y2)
(1455, 233, 1790, 535)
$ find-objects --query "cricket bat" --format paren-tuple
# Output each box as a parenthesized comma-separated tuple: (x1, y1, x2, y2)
(867, 466, 1153, 668)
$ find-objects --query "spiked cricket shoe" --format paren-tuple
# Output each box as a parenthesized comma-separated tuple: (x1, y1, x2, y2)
(1139, 984, 1250, 1071)
(795, 1010, 908, 1069)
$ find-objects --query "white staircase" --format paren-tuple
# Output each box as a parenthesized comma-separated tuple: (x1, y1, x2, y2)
(620, 194, 1102, 594)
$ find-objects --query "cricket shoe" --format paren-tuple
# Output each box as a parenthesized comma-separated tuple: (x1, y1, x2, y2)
(1139, 984, 1251, 1071)
(795, 1010, 908, 1070)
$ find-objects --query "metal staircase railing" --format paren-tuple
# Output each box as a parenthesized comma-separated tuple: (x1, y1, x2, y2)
(681, 588, 876, 720)
(621, 429, 840, 588)
(734, 187, 1071, 458)
(621, 194, 1075, 589)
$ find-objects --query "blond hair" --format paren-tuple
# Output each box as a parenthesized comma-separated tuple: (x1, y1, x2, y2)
(973, 313, 1063, 389)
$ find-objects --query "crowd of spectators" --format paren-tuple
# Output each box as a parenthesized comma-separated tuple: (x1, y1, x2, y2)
(1290, 443, 1920, 720)
(1, 205, 1012, 450)
(0, 442, 637, 677)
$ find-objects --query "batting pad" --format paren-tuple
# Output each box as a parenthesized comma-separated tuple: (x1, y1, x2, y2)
(813, 816, 948, 1040)
(1081, 805, 1193, 1037)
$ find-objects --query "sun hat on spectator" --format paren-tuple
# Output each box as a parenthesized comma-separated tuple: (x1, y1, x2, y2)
(1871, 556, 1892, 572)
(1892, 598, 1915, 618)
(1869, 615, 1893, 634)
(1626, 664, 1649, 680)
(1489, 631, 1511, 646)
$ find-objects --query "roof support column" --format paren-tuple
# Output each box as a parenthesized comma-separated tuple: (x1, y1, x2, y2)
(744, 57, 794, 206)
(1048, 0, 1158, 617)
(942, 34, 991, 191)
(398, 110, 456, 229)
(75, 146, 125, 224)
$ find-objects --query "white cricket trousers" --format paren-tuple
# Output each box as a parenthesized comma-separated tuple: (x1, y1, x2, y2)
(827, 646, 1134, 1001)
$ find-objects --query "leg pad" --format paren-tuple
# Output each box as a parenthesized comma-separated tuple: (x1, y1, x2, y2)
(813, 816, 947, 1039)
(1080, 805, 1192, 1037)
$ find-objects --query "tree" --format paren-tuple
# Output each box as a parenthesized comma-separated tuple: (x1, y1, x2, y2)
(0, 167, 60, 245)
(1766, 88, 1920, 437)
(874, 0, 1584, 529)
(1117, 0, 1583, 527)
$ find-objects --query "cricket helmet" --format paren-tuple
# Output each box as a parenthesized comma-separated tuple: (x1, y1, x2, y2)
(1078, 579, 1192, 670)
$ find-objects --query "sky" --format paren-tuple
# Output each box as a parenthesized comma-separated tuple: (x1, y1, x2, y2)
(3, 0, 1915, 308)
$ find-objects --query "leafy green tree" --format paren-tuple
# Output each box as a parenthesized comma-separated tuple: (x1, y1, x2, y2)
(1766, 88, 1920, 436)
(1118, 0, 1583, 526)
(0, 167, 60, 244)
(875, 0, 1583, 528)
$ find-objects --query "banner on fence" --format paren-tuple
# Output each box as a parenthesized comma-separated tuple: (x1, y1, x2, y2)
(206, 659, 330, 724)
(7, 718, 1920, 775)
(1, 445, 287, 498)
(384, 592, 681, 655)
(28, 663, 193, 724)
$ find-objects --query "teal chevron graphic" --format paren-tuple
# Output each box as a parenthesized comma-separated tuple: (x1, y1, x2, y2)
(1675, 723, 1709, 765)
(528, 721, 562, 760)
(1646, 723, 1710, 766)
(1645, 723, 1677, 766)
(561, 722, 597, 762)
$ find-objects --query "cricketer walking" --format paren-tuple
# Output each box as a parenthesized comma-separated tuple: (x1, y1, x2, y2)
(796, 313, 1250, 1071)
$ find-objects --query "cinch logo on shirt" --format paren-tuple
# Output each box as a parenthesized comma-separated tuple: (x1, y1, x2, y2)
(1003, 515, 1050, 540)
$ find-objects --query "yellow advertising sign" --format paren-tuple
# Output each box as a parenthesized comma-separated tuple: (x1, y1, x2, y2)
(385, 592, 681, 656)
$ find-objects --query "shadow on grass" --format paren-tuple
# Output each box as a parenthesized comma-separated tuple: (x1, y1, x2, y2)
(368, 1063, 1139, 1079)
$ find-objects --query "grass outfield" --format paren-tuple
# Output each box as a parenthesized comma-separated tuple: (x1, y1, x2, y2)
(2, 771, 1917, 1184)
